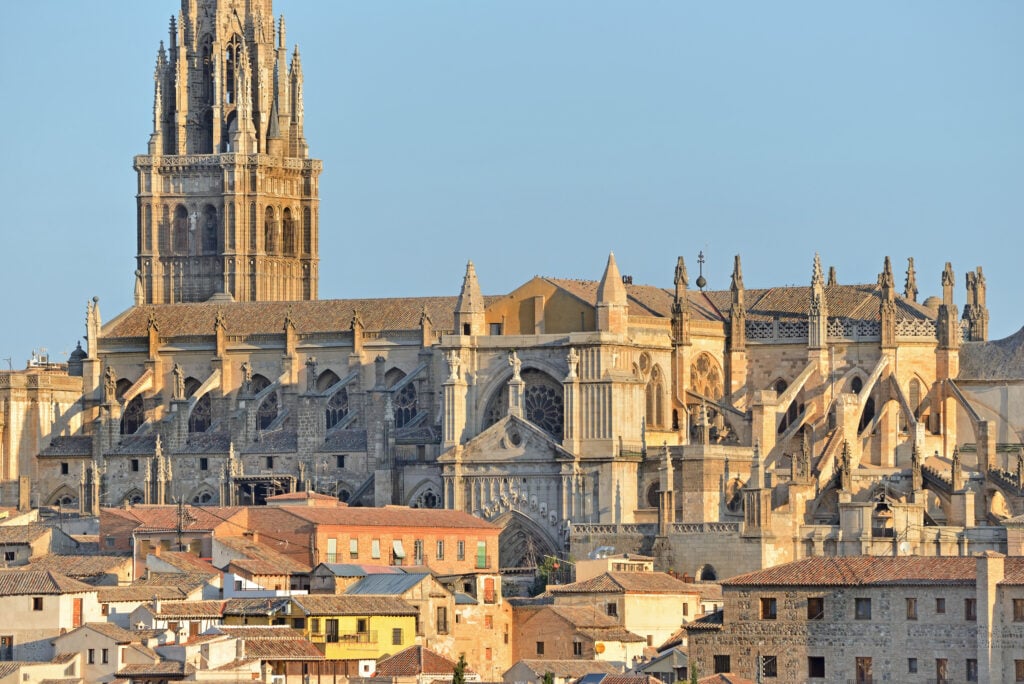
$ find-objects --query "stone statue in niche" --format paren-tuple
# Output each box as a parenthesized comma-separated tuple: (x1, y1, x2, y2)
(172, 364, 186, 400)
(305, 356, 318, 392)
(103, 366, 117, 404)
(446, 350, 461, 381)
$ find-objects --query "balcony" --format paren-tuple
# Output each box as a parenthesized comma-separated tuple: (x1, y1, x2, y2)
(326, 631, 377, 644)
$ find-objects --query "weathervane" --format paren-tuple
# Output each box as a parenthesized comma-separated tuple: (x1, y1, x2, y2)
(696, 251, 707, 291)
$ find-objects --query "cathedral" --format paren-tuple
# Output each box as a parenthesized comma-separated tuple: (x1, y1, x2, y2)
(18, 0, 1024, 577)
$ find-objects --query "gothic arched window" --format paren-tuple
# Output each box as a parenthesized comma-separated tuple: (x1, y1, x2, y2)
(251, 374, 278, 430)
(173, 205, 189, 253)
(394, 384, 417, 428)
(282, 208, 295, 256)
(483, 369, 564, 439)
(121, 396, 145, 435)
(303, 208, 312, 254)
(326, 388, 349, 430)
(202, 205, 218, 254)
(646, 366, 664, 428)
(190, 394, 212, 433)
(264, 207, 277, 254)
(225, 35, 242, 105)
(690, 353, 724, 400)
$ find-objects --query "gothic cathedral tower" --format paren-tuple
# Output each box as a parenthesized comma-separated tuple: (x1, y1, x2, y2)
(134, 0, 321, 304)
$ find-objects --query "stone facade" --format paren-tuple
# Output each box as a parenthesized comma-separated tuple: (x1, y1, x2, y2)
(9, 0, 1024, 584)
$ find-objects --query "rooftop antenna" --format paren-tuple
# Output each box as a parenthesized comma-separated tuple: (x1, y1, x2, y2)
(696, 251, 707, 291)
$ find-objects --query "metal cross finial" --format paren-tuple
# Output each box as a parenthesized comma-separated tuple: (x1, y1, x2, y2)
(696, 251, 707, 291)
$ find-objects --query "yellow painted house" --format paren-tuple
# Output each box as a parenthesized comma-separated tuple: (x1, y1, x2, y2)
(292, 595, 419, 661)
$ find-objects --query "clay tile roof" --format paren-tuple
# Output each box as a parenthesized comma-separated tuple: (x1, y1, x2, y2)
(292, 595, 418, 616)
(111, 505, 247, 534)
(544, 605, 622, 629)
(549, 571, 698, 595)
(176, 431, 232, 454)
(684, 610, 723, 632)
(134, 571, 216, 589)
(0, 524, 51, 544)
(266, 491, 338, 502)
(98, 585, 188, 602)
(102, 297, 465, 340)
(601, 676, 665, 684)
(23, 554, 131, 579)
(148, 599, 225, 618)
(721, 556, 988, 587)
(223, 597, 293, 617)
(240, 636, 325, 660)
(374, 645, 463, 677)
(696, 674, 755, 684)
(513, 660, 621, 678)
(216, 536, 311, 574)
(214, 625, 304, 640)
(150, 552, 220, 575)
(280, 505, 498, 529)
(242, 430, 298, 453)
(71, 622, 142, 643)
(116, 661, 194, 677)
(107, 434, 158, 455)
(38, 436, 94, 457)
(0, 570, 95, 595)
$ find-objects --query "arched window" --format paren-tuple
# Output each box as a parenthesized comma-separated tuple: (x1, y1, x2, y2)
(191, 490, 215, 505)
(483, 369, 565, 439)
(264, 207, 277, 254)
(251, 374, 278, 430)
(202, 205, 218, 254)
(190, 394, 212, 433)
(394, 384, 417, 428)
(173, 205, 189, 253)
(303, 207, 312, 254)
(121, 396, 144, 435)
(124, 489, 145, 506)
(326, 388, 349, 430)
(774, 379, 798, 433)
(690, 353, 724, 400)
(249, 202, 257, 251)
(646, 366, 664, 428)
(225, 35, 241, 105)
(851, 376, 864, 394)
(646, 482, 660, 508)
(282, 208, 295, 256)
(316, 370, 341, 393)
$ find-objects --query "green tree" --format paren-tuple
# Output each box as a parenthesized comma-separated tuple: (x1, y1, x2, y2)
(532, 556, 560, 595)
(452, 654, 468, 684)
(689, 661, 699, 684)
(542, 672, 555, 684)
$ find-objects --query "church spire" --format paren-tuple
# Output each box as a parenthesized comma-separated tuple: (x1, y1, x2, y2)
(963, 266, 989, 341)
(728, 255, 746, 351)
(879, 256, 896, 348)
(808, 253, 827, 349)
(904, 257, 918, 302)
(454, 261, 485, 336)
(937, 262, 959, 349)
(672, 256, 690, 345)
(596, 252, 628, 333)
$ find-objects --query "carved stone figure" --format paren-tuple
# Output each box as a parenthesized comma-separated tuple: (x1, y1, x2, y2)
(240, 361, 253, 395)
(566, 347, 579, 379)
(103, 366, 117, 404)
(172, 363, 186, 400)
(508, 350, 522, 381)
(305, 356, 318, 392)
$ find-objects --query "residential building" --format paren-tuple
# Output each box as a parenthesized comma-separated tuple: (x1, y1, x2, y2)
(0, 570, 102, 660)
(52, 622, 168, 684)
(367, 645, 481, 684)
(512, 604, 646, 670)
(503, 659, 621, 684)
(129, 599, 225, 642)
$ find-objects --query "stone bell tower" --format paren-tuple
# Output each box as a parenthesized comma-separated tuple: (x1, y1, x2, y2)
(133, 0, 321, 304)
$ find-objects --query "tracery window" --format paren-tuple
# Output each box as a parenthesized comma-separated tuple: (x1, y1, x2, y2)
(483, 369, 564, 439)
(646, 366, 664, 428)
(202, 205, 218, 254)
(282, 208, 296, 256)
(690, 353, 724, 400)
(121, 396, 145, 435)
(326, 388, 349, 430)
(189, 394, 211, 433)
(393, 384, 417, 428)
(264, 207, 277, 254)
(251, 374, 278, 430)
(191, 490, 214, 505)
(173, 205, 189, 253)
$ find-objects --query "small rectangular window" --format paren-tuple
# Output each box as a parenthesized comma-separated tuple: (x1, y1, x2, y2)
(476, 540, 487, 568)
(908, 658, 918, 673)
(3, 552, 13, 562)
(484, 615, 493, 629)
(310, 618, 320, 633)
(486, 647, 492, 660)
(392, 628, 402, 646)
(807, 597, 824, 620)
(713, 655, 730, 674)
(606, 602, 618, 617)
(536, 641, 545, 656)
(61, 462, 69, 475)
(906, 597, 918, 620)
(457, 540, 465, 561)
(761, 597, 777, 620)
(808, 656, 825, 678)
(966, 658, 978, 682)
(266, 456, 274, 469)
(336, 454, 345, 468)
(32, 597, 43, 611)
(855, 597, 871, 620)
(1015, 599, 1024, 622)
(234, 580, 243, 591)
(436, 540, 444, 560)
(573, 641, 583, 656)
(199, 457, 208, 471)
(936, 597, 946, 613)
(371, 539, 381, 559)
(414, 539, 424, 564)
(965, 598, 977, 621)
(349, 538, 359, 559)
(936, 658, 948, 683)
(682, 602, 688, 617)
(102, 648, 108, 664)
(131, 459, 140, 472)
(490, 323, 503, 335)
(88, 649, 95, 664)
(761, 655, 778, 678)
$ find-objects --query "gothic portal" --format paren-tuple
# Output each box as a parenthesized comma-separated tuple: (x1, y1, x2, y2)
(133, 0, 321, 304)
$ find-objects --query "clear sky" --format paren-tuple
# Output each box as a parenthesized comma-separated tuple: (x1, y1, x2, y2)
(1, 1, 1021, 366)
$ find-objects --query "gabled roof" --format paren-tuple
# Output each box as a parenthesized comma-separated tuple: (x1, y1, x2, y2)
(217, 535, 311, 574)
(116, 661, 194, 677)
(313, 563, 405, 577)
(98, 585, 188, 603)
(279, 505, 498, 530)
(0, 570, 95, 596)
(23, 554, 131, 579)
(38, 436, 94, 458)
(102, 505, 247, 534)
(345, 572, 431, 595)
(0, 524, 51, 545)
(149, 551, 220, 575)
(549, 571, 699, 595)
(143, 599, 224, 618)
(374, 645, 464, 677)
(291, 594, 417, 617)
(57, 622, 143, 644)
(223, 597, 293, 617)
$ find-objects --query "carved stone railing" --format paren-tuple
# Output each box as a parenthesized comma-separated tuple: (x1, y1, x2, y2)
(570, 523, 657, 536)
(826, 318, 880, 341)
(895, 319, 937, 338)
(669, 522, 741, 535)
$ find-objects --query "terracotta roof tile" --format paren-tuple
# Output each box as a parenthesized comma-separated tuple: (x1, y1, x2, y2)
(23, 554, 131, 579)
(0, 570, 95, 595)
(38, 436, 94, 458)
(108, 505, 248, 534)
(242, 429, 298, 453)
(0, 524, 51, 544)
(149, 551, 220, 575)
(116, 661, 194, 677)
(280, 505, 498, 530)
(176, 431, 232, 454)
(292, 594, 417, 616)
(147, 599, 224, 618)
(99, 585, 188, 602)
(512, 660, 621, 678)
(240, 636, 325, 660)
(374, 645, 462, 677)
(216, 536, 311, 573)
(223, 597, 293, 617)
(550, 571, 699, 595)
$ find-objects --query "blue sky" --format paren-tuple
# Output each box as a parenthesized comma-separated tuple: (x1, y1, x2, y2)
(1, 2, 1022, 365)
